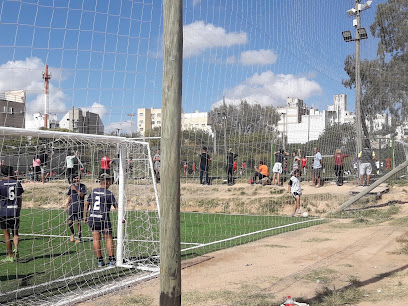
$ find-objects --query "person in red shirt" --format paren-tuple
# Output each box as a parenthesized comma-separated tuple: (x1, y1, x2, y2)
(192, 163, 196, 175)
(301, 156, 307, 175)
(333, 149, 349, 186)
(233, 160, 238, 174)
(100, 156, 111, 176)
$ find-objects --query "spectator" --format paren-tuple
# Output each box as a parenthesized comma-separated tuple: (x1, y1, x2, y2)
(226, 148, 238, 186)
(241, 161, 246, 175)
(199, 146, 211, 185)
(333, 149, 349, 186)
(100, 155, 111, 176)
(39, 148, 49, 184)
(110, 154, 120, 184)
(301, 156, 307, 175)
(153, 149, 161, 183)
(272, 149, 289, 186)
(233, 160, 238, 174)
(291, 149, 301, 175)
(66, 150, 77, 184)
(33, 155, 41, 182)
(311, 147, 323, 187)
(192, 162, 196, 175)
(183, 162, 188, 176)
(358, 147, 376, 186)
(252, 161, 269, 184)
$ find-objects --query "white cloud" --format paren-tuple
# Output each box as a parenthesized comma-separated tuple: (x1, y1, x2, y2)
(0, 57, 68, 116)
(213, 70, 322, 108)
(183, 21, 247, 57)
(81, 102, 108, 119)
(105, 121, 136, 135)
(240, 49, 278, 66)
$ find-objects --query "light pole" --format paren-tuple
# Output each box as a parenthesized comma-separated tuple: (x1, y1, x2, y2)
(342, 0, 372, 155)
(127, 113, 136, 137)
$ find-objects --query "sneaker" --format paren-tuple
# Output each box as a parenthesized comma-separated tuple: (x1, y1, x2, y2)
(98, 261, 105, 268)
(75, 239, 81, 244)
(291, 214, 296, 217)
(109, 260, 116, 267)
(70, 235, 75, 242)
(1, 256, 14, 263)
(296, 209, 301, 214)
(315, 185, 320, 188)
(12, 249, 19, 260)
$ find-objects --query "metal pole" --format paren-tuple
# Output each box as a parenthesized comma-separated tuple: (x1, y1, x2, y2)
(355, 0, 363, 156)
(116, 144, 126, 267)
(161, 0, 182, 305)
(223, 96, 227, 156)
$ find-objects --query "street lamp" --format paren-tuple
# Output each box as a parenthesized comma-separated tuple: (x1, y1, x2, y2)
(342, 0, 372, 156)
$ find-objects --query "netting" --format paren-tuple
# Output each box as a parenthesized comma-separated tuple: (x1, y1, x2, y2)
(0, 127, 160, 305)
(0, 0, 407, 304)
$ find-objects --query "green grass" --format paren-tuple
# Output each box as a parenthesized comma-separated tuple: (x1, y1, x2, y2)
(0, 209, 324, 303)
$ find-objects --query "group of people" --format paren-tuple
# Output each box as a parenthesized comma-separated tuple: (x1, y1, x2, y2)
(1, 155, 120, 267)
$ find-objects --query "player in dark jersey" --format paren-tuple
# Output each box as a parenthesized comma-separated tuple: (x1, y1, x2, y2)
(84, 173, 117, 267)
(0, 165, 24, 262)
(65, 173, 87, 244)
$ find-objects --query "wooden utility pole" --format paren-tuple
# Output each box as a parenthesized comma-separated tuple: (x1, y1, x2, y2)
(160, 0, 182, 305)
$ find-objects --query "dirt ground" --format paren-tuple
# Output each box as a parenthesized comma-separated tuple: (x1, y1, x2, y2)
(78, 180, 408, 306)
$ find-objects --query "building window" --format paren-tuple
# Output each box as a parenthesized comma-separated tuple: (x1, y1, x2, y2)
(157, 121, 161, 124)
(3, 106, 7, 113)
(139, 113, 144, 116)
(152, 121, 155, 124)
(8, 107, 14, 114)
(157, 113, 161, 117)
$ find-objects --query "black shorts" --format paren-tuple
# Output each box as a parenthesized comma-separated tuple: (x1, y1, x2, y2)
(68, 210, 84, 221)
(0, 217, 20, 231)
(291, 192, 301, 199)
(88, 221, 112, 234)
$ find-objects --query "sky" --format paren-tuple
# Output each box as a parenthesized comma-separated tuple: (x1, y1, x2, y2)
(0, 0, 382, 133)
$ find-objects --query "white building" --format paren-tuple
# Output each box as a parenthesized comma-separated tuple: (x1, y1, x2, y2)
(137, 108, 212, 135)
(25, 113, 59, 130)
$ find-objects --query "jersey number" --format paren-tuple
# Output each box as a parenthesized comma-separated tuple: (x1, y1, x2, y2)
(8, 186, 15, 201)
(93, 196, 101, 211)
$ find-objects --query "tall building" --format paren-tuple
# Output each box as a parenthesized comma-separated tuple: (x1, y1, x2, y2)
(0, 90, 26, 128)
(59, 108, 104, 135)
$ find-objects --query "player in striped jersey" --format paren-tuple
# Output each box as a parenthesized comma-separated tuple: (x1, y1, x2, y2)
(0, 166, 24, 262)
(84, 173, 117, 267)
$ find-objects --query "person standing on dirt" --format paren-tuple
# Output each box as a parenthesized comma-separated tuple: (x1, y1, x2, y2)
(311, 147, 323, 188)
(199, 146, 211, 185)
(358, 147, 376, 186)
(66, 150, 77, 184)
(272, 149, 288, 186)
(333, 149, 349, 186)
(252, 161, 269, 184)
(226, 148, 238, 186)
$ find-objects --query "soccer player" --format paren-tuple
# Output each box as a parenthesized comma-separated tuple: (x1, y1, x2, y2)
(0, 165, 24, 262)
(288, 169, 302, 217)
(66, 173, 87, 243)
(84, 173, 117, 267)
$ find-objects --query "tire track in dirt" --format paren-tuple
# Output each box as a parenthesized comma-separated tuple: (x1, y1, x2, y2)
(266, 225, 397, 295)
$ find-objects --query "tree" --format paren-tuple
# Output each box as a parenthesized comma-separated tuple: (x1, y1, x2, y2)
(343, 0, 408, 134)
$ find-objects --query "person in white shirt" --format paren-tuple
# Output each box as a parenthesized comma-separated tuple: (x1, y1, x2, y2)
(288, 169, 302, 217)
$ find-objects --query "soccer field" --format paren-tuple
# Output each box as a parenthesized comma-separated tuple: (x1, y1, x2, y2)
(0, 208, 324, 304)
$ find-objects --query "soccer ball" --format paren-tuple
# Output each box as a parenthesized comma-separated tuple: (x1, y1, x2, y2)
(302, 212, 309, 218)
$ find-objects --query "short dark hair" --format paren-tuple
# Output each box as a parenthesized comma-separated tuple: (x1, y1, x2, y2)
(293, 169, 301, 175)
(1, 165, 14, 177)
(202, 146, 207, 151)
(259, 161, 264, 165)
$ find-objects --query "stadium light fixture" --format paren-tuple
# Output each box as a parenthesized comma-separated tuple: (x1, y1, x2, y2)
(357, 28, 368, 39)
(342, 31, 354, 42)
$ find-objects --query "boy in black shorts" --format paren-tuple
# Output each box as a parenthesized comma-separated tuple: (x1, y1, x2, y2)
(66, 173, 87, 243)
(0, 166, 24, 262)
(84, 173, 117, 267)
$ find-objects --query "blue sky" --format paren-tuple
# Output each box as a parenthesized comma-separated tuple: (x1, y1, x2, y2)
(0, 0, 381, 133)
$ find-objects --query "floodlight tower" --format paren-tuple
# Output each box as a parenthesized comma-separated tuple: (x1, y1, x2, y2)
(42, 64, 52, 129)
(342, 0, 372, 155)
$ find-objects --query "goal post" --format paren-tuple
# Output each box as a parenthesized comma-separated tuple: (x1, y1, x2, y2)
(0, 126, 160, 304)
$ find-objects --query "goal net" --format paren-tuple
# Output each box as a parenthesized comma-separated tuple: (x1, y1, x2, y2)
(0, 127, 160, 305)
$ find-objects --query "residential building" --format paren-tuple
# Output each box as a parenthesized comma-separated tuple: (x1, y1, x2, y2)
(0, 90, 26, 128)
(59, 108, 104, 135)
(181, 110, 212, 133)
